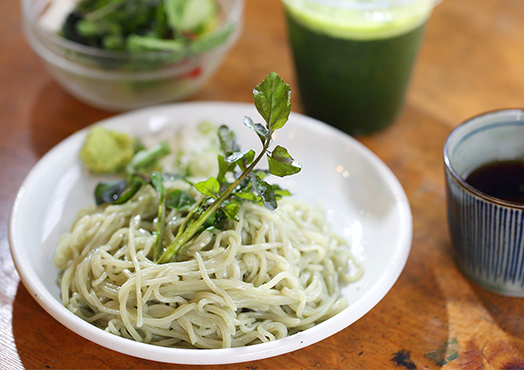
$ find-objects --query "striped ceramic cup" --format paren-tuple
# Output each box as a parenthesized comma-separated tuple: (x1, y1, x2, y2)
(444, 109, 524, 296)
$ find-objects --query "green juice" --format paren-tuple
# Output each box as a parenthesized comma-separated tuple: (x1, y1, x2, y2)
(284, 1, 433, 135)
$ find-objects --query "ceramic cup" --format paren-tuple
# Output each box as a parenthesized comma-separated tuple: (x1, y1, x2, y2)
(444, 109, 524, 296)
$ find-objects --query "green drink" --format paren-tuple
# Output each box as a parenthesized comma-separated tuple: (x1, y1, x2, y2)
(283, 0, 435, 135)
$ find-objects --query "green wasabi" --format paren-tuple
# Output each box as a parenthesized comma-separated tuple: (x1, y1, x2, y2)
(80, 126, 135, 173)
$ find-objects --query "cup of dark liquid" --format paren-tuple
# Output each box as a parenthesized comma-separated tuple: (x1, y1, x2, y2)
(444, 109, 524, 296)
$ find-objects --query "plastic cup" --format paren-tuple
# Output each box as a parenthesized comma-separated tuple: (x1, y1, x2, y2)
(282, 0, 438, 135)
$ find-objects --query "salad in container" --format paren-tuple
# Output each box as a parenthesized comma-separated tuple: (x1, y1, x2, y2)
(22, 0, 244, 111)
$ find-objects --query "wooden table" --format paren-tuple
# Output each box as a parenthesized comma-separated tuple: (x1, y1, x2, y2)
(2, 0, 524, 368)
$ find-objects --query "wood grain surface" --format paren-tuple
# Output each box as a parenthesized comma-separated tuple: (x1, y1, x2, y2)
(2, 0, 524, 369)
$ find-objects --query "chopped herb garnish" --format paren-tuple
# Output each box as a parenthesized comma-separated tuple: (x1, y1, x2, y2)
(60, 0, 230, 57)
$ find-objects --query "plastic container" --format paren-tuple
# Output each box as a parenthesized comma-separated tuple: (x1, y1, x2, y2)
(22, 0, 244, 111)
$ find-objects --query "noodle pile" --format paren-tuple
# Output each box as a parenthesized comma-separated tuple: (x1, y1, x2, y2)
(55, 181, 362, 349)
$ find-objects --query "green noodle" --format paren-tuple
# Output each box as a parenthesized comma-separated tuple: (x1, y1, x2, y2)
(55, 184, 362, 349)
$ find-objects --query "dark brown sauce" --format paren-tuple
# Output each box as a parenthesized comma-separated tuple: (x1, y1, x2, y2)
(465, 160, 524, 204)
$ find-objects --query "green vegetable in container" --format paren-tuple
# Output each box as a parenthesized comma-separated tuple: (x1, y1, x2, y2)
(61, 0, 231, 53)
(82, 72, 302, 263)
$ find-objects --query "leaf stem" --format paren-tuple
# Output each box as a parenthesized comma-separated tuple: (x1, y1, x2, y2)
(152, 201, 166, 261)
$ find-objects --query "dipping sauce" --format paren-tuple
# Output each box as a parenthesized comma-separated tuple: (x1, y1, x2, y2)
(465, 160, 524, 204)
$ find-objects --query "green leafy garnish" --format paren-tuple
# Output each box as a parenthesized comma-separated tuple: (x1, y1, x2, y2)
(93, 142, 170, 206)
(94, 179, 127, 205)
(195, 177, 220, 198)
(253, 72, 292, 130)
(166, 189, 196, 210)
(267, 145, 302, 177)
(90, 73, 301, 264)
(61, 0, 230, 59)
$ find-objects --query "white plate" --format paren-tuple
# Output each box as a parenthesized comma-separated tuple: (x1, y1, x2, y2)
(9, 102, 412, 364)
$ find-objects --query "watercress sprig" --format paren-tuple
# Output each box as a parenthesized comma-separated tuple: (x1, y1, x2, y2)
(155, 72, 301, 263)
(93, 141, 170, 205)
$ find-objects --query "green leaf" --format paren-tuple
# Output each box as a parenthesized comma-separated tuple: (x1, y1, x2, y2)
(94, 175, 148, 206)
(94, 179, 127, 205)
(195, 177, 220, 198)
(164, 0, 186, 30)
(76, 19, 102, 37)
(63, 0, 230, 63)
(166, 190, 196, 210)
(216, 155, 230, 184)
(201, 208, 228, 230)
(250, 174, 277, 210)
(180, 0, 218, 32)
(113, 178, 145, 205)
(218, 125, 239, 154)
(151, 171, 166, 197)
(253, 170, 269, 180)
(267, 145, 302, 177)
(253, 72, 291, 131)
(225, 150, 255, 170)
(243, 116, 269, 144)
(207, 209, 228, 230)
(126, 141, 170, 174)
(236, 191, 258, 202)
(222, 202, 240, 220)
